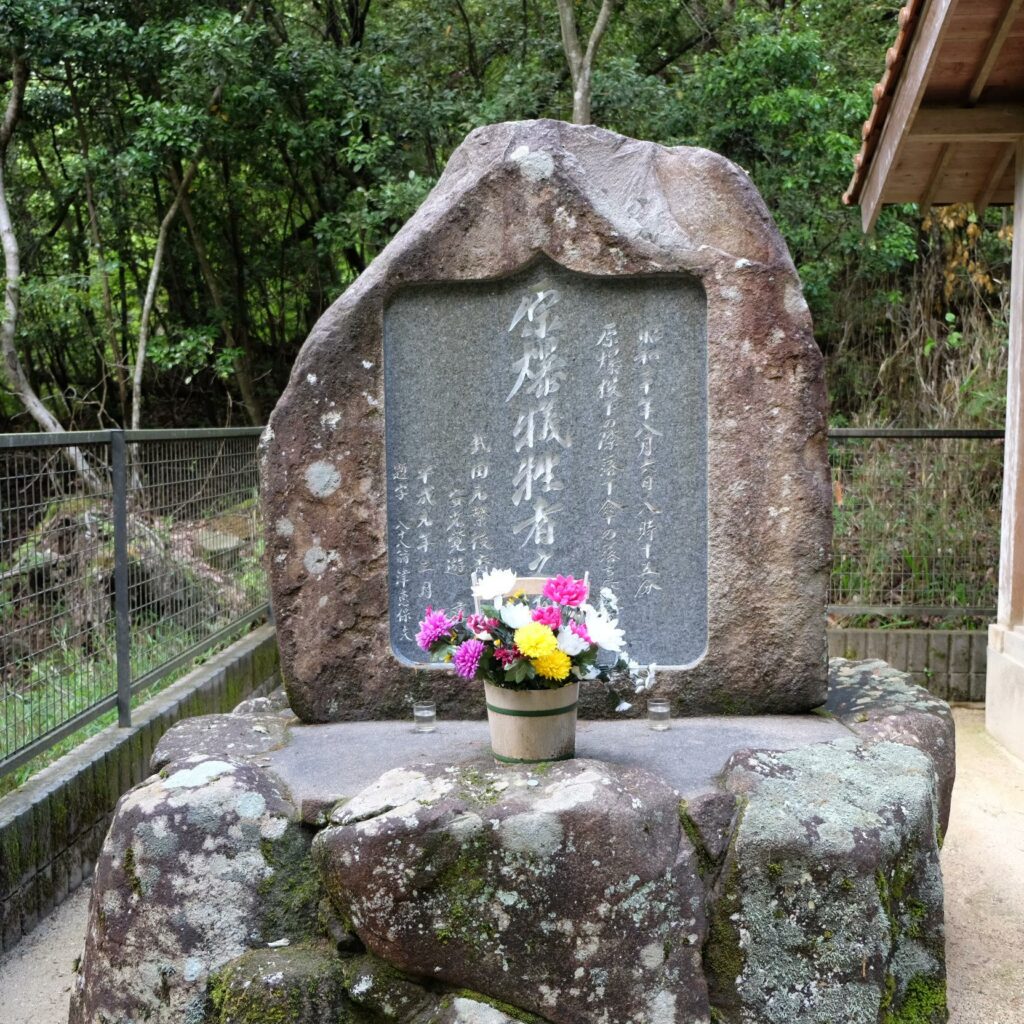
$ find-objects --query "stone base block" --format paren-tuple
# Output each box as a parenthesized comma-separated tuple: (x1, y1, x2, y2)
(70, 660, 952, 1024)
(986, 624, 1024, 761)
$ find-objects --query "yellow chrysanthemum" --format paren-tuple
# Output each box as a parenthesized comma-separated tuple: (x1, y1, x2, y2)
(532, 649, 572, 681)
(514, 621, 558, 658)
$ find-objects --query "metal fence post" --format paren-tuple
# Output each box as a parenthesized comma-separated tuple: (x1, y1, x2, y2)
(111, 429, 132, 728)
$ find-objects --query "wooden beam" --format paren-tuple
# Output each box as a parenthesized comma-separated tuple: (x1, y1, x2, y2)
(919, 143, 953, 210)
(976, 142, 1016, 217)
(968, 0, 1024, 104)
(860, 0, 956, 232)
(997, 139, 1024, 625)
(910, 104, 1024, 142)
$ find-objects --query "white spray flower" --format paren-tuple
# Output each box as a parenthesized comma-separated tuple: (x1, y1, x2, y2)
(499, 601, 532, 628)
(631, 663, 657, 693)
(472, 568, 517, 602)
(582, 603, 625, 653)
(556, 626, 589, 656)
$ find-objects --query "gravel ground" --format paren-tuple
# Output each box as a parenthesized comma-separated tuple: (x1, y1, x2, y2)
(0, 707, 1020, 1023)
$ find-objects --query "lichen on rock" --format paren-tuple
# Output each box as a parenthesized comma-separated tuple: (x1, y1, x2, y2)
(68, 659, 951, 1024)
(314, 758, 710, 1024)
(68, 755, 300, 1023)
(712, 737, 946, 1024)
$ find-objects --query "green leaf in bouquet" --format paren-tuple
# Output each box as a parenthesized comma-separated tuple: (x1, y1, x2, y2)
(504, 659, 536, 684)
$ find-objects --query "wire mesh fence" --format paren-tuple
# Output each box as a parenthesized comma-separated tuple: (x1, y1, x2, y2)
(828, 428, 1003, 619)
(0, 425, 1006, 778)
(1, 429, 268, 777)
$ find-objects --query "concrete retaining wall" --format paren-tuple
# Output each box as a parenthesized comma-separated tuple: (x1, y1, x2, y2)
(0, 624, 279, 954)
(828, 627, 986, 702)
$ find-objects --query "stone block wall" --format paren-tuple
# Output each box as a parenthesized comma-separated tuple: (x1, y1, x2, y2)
(827, 627, 986, 702)
(0, 624, 280, 954)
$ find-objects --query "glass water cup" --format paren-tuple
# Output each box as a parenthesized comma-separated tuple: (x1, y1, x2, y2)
(647, 698, 671, 731)
(413, 701, 437, 733)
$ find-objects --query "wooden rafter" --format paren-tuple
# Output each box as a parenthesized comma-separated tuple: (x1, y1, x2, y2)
(968, 0, 1024, 104)
(919, 143, 954, 210)
(976, 141, 1016, 216)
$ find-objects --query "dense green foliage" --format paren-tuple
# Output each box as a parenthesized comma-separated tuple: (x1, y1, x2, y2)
(0, 0, 1012, 430)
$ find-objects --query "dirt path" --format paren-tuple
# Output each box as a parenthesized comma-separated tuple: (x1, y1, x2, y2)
(0, 708, 1021, 1023)
(0, 884, 89, 1023)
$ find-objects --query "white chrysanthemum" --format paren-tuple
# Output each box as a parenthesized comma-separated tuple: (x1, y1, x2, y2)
(582, 604, 625, 652)
(599, 587, 619, 614)
(499, 601, 532, 628)
(556, 626, 589, 656)
(472, 568, 517, 602)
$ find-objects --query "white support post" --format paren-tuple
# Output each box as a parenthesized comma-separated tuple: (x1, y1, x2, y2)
(987, 138, 1024, 759)
(998, 139, 1024, 627)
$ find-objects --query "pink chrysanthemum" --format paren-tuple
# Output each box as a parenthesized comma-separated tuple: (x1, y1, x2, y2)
(453, 639, 485, 679)
(570, 621, 592, 644)
(416, 607, 454, 651)
(494, 645, 521, 667)
(467, 613, 498, 634)
(544, 575, 589, 607)
(532, 604, 562, 629)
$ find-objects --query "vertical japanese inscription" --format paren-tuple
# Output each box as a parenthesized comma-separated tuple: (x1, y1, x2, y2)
(507, 280, 570, 573)
(596, 322, 622, 593)
(384, 261, 707, 667)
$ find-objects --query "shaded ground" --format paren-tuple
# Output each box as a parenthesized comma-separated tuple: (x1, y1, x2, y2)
(0, 884, 89, 1022)
(942, 708, 1024, 1024)
(0, 708, 1020, 1023)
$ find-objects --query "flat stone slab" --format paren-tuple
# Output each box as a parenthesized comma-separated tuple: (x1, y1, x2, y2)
(268, 715, 848, 823)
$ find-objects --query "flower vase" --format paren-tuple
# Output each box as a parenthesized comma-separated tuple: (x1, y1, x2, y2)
(483, 681, 579, 764)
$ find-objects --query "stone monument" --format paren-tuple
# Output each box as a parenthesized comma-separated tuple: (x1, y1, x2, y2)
(260, 118, 831, 721)
(70, 122, 952, 1024)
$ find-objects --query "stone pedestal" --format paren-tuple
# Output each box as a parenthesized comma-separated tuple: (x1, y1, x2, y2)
(985, 624, 1024, 761)
(69, 660, 953, 1024)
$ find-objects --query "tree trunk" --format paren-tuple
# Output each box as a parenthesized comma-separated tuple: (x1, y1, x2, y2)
(131, 160, 198, 430)
(555, 0, 617, 125)
(1, 52, 103, 491)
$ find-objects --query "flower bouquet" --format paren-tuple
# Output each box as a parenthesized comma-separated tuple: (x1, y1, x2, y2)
(415, 568, 632, 763)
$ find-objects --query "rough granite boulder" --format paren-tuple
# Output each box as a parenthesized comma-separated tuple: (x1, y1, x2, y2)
(827, 657, 956, 834)
(207, 944, 535, 1024)
(261, 118, 831, 723)
(68, 661, 951, 1024)
(314, 758, 709, 1024)
(711, 738, 946, 1024)
(208, 945, 354, 1023)
(68, 754, 315, 1024)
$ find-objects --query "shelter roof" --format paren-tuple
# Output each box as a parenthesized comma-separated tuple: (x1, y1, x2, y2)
(844, 0, 1024, 230)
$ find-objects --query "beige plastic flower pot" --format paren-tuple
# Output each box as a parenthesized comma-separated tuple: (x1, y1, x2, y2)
(484, 681, 579, 764)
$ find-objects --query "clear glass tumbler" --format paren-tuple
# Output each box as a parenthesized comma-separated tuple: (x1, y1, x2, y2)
(413, 700, 437, 733)
(647, 698, 671, 731)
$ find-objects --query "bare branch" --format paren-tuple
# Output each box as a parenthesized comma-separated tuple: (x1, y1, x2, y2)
(583, 0, 617, 71)
(554, 0, 618, 124)
(555, 0, 584, 83)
